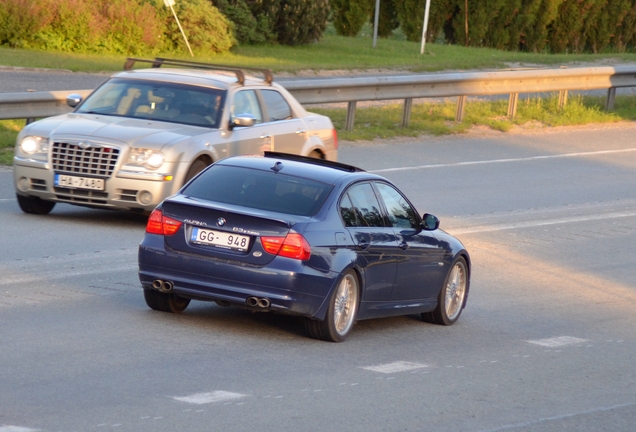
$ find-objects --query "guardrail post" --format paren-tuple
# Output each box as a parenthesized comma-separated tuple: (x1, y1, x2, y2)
(558, 90, 568, 109)
(456, 96, 466, 122)
(402, 98, 413, 127)
(606, 87, 616, 111)
(507, 93, 519, 118)
(345, 101, 356, 131)
(26, 118, 36, 124)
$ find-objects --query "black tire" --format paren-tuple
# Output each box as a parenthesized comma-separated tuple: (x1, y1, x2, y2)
(184, 159, 209, 184)
(306, 270, 359, 342)
(422, 257, 468, 325)
(308, 150, 323, 159)
(143, 289, 191, 313)
(16, 194, 56, 215)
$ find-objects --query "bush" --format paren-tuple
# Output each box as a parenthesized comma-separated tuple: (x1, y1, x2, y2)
(395, 0, 452, 43)
(212, 0, 276, 45)
(331, 0, 374, 37)
(274, 0, 329, 45)
(0, 0, 235, 55)
(373, 0, 400, 38)
(157, 0, 235, 53)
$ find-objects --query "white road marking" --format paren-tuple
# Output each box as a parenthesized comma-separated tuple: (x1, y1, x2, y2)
(0, 198, 15, 202)
(450, 210, 636, 235)
(369, 148, 636, 174)
(0, 427, 39, 432)
(527, 336, 588, 347)
(172, 391, 246, 405)
(362, 361, 428, 373)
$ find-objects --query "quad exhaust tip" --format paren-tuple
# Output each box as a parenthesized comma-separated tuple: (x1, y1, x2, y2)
(246, 296, 271, 308)
(152, 279, 174, 293)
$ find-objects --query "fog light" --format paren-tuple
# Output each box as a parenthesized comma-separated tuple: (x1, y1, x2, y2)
(138, 191, 153, 205)
(18, 177, 30, 192)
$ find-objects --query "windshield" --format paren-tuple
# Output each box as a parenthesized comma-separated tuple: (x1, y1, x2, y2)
(77, 78, 225, 128)
(183, 165, 334, 217)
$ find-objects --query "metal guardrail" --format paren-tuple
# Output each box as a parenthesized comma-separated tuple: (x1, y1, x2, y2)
(2, 66, 636, 130)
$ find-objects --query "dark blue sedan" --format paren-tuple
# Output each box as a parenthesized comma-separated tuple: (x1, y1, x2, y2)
(138, 152, 471, 342)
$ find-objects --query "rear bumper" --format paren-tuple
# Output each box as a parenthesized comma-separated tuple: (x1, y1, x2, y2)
(138, 236, 336, 318)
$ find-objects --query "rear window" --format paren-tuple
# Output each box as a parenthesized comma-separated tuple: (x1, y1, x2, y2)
(182, 165, 333, 217)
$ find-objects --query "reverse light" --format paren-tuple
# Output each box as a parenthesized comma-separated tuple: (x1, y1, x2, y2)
(261, 233, 311, 261)
(146, 209, 182, 236)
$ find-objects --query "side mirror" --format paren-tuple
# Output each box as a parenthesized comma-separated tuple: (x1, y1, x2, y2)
(421, 213, 440, 231)
(66, 94, 83, 108)
(229, 114, 256, 130)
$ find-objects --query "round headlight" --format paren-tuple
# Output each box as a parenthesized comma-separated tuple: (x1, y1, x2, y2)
(20, 137, 39, 154)
(146, 152, 165, 168)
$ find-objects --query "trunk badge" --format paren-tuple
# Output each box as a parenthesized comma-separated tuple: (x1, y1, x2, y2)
(217, 218, 226, 226)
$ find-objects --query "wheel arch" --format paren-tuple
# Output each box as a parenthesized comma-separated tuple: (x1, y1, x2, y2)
(310, 264, 364, 321)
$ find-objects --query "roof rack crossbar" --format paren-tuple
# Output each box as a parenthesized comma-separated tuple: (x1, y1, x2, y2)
(124, 57, 273, 85)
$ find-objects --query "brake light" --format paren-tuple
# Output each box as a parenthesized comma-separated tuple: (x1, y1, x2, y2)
(146, 209, 182, 236)
(261, 233, 311, 260)
(332, 128, 338, 149)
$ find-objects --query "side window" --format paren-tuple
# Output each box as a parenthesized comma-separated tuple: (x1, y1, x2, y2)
(261, 90, 292, 122)
(375, 183, 419, 229)
(339, 193, 357, 227)
(231, 90, 263, 123)
(345, 183, 385, 227)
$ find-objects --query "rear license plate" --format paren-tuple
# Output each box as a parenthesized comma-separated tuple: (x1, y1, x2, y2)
(190, 227, 250, 252)
(54, 174, 105, 190)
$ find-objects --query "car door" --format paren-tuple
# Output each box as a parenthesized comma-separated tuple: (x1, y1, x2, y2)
(258, 89, 307, 154)
(373, 182, 447, 301)
(227, 89, 271, 155)
(340, 182, 399, 302)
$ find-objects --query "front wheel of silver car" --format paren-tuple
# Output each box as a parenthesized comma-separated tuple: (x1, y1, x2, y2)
(143, 289, 191, 313)
(422, 257, 468, 326)
(184, 159, 210, 185)
(16, 194, 56, 215)
(306, 270, 359, 342)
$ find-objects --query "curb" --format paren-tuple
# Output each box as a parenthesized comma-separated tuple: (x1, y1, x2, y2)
(0, 65, 74, 73)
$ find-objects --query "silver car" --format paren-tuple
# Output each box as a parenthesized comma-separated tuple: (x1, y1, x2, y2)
(13, 58, 338, 214)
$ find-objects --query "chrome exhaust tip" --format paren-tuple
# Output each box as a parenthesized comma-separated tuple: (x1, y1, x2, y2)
(257, 298, 271, 308)
(246, 297, 259, 307)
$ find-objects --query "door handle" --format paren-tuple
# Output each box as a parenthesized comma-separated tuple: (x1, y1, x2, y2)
(357, 241, 370, 251)
(260, 134, 270, 139)
(295, 129, 306, 134)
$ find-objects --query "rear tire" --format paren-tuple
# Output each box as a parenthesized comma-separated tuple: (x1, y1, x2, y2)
(308, 150, 323, 159)
(184, 159, 209, 184)
(143, 289, 191, 313)
(16, 194, 56, 215)
(422, 257, 468, 325)
(306, 270, 359, 342)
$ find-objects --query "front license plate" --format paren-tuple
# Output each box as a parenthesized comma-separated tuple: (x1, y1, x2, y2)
(54, 174, 105, 191)
(190, 227, 250, 252)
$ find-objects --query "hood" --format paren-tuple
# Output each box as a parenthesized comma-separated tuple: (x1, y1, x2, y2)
(25, 113, 215, 150)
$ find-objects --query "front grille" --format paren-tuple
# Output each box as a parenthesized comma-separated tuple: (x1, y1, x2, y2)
(52, 142, 119, 176)
(54, 187, 108, 205)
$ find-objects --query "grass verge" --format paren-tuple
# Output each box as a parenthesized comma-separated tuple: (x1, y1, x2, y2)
(0, 120, 21, 165)
(1, 25, 636, 73)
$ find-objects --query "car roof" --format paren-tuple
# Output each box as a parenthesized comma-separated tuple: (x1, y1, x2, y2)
(111, 68, 269, 90)
(214, 154, 378, 186)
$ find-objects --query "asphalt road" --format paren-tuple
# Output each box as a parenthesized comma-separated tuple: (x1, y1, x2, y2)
(1, 123, 635, 431)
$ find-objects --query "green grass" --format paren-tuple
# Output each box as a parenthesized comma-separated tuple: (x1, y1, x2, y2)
(311, 94, 636, 141)
(2, 24, 636, 73)
(0, 120, 21, 165)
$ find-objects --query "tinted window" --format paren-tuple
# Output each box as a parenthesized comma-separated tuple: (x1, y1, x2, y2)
(77, 78, 224, 127)
(375, 183, 419, 229)
(231, 90, 263, 123)
(261, 90, 292, 121)
(183, 165, 333, 216)
(339, 193, 357, 227)
(346, 183, 385, 227)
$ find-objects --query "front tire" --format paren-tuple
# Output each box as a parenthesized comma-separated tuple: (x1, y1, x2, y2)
(16, 194, 56, 215)
(184, 159, 209, 184)
(306, 270, 359, 342)
(144, 289, 191, 313)
(422, 257, 468, 325)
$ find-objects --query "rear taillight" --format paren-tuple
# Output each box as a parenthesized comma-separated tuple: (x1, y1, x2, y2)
(261, 233, 311, 261)
(146, 209, 182, 236)
(332, 128, 338, 149)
